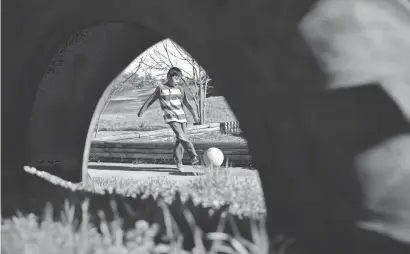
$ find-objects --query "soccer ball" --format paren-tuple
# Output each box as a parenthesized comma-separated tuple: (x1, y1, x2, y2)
(203, 147, 224, 168)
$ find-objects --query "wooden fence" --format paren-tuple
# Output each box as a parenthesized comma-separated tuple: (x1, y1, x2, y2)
(89, 141, 251, 165)
(93, 122, 241, 142)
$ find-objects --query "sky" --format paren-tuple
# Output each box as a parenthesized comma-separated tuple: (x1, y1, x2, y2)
(122, 38, 199, 79)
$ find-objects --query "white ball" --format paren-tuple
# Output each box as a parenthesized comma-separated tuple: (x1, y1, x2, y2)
(203, 147, 224, 168)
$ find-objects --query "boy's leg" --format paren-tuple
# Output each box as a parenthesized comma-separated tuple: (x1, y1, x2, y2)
(169, 121, 198, 162)
(169, 122, 184, 168)
(181, 122, 199, 164)
(173, 139, 184, 166)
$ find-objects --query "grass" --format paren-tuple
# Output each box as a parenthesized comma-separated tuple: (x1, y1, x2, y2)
(95, 86, 238, 131)
(1, 166, 299, 254)
(91, 168, 265, 218)
(2, 202, 271, 254)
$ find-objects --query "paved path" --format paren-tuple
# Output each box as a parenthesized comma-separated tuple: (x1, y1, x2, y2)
(88, 169, 201, 182)
(87, 162, 254, 180)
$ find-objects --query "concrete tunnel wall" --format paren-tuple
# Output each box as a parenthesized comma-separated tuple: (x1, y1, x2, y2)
(3, 0, 410, 249)
(26, 23, 165, 183)
(3, 0, 325, 240)
(4, 2, 320, 181)
(3, 0, 325, 186)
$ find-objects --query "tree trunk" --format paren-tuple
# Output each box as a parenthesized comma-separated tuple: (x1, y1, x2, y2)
(199, 83, 206, 124)
(94, 88, 118, 138)
(198, 82, 202, 124)
(203, 80, 209, 124)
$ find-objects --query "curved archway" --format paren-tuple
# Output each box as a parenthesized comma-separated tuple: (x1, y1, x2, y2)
(13, 0, 323, 191)
(2, 0, 327, 246)
(26, 23, 165, 184)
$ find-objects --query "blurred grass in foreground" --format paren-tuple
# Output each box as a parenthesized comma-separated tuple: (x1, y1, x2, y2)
(1, 166, 298, 254)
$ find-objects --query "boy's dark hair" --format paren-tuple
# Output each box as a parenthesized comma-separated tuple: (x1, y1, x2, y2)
(167, 67, 182, 78)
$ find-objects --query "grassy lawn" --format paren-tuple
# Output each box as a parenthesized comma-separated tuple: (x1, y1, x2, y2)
(91, 168, 265, 218)
(95, 86, 238, 131)
(1, 167, 278, 254)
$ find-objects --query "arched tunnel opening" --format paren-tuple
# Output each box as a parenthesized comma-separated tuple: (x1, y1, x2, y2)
(86, 38, 249, 176)
(26, 23, 248, 185)
(3, 1, 410, 253)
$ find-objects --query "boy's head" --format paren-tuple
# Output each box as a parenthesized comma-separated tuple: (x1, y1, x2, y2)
(167, 67, 182, 86)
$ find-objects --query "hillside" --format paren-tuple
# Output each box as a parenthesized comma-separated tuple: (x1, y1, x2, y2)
(95, 86, 237, 131)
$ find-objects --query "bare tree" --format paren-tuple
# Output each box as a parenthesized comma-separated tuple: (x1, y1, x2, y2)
(140, 39, 211, 124)
(94, 56, 146, 137)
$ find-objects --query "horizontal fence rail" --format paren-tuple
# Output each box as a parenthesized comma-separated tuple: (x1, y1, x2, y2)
(90, 122, 248, 166)
(94, 123, 221, 142)
(89, 141, 251, 166)
(94, 122, 242, 142)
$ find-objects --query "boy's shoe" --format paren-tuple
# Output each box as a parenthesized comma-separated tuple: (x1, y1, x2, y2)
(176, 161, 183, 170)
(191, 157, 200, 165)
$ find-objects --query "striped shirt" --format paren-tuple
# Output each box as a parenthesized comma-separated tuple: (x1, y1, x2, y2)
(158, 85, 187, 123)
(139, 83, 198, 124)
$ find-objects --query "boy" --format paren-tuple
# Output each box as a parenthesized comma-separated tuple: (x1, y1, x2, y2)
(138, 67, 200, 169)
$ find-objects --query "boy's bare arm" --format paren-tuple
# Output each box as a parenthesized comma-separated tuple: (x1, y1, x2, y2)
(138, 87, 159, 117)
(182, 89, 199, 122)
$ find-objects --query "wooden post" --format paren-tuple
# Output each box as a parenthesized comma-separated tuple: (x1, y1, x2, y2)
(202, 83, 206, 124)
(199, 82, 204, 124)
